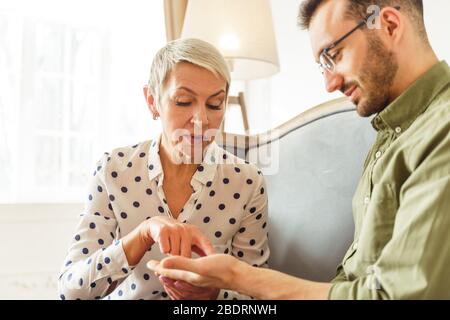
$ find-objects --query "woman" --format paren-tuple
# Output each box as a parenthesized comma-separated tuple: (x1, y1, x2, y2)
(58, 38, 269, 300)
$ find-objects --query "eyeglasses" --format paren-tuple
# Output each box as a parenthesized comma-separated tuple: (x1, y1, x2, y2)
(318, 6, 400, 74)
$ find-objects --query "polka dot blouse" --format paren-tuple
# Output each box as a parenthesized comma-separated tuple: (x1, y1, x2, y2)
(58, 136, 269, 300)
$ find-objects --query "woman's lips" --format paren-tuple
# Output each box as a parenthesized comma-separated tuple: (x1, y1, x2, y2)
(184, 135, 208, 144)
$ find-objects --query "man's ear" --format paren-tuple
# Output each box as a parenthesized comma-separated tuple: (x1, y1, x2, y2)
(380, 7, 403, 43)
(143, 85, 159, 116)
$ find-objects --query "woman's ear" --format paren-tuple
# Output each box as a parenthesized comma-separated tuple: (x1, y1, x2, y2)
(143, 85, 159, 118)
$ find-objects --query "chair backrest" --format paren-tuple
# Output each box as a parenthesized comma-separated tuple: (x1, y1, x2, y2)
(218, 98, 376, 281)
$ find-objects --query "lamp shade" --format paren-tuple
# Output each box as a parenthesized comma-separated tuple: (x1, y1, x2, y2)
(181, 0, 280, 80)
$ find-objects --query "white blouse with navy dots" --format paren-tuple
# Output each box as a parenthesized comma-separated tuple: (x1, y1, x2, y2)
(58, 136, 270, 300)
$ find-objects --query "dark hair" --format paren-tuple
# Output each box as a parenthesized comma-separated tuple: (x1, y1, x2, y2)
(298, 0, 427, 40)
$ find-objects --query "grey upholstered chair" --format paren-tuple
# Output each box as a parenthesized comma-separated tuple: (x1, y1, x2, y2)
(218, 97, 376, 281)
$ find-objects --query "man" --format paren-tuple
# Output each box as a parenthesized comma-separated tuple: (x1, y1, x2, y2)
(148, 0, 450, 299)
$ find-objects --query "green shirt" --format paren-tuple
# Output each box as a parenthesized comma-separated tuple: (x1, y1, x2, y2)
(329, 61, 450, 299)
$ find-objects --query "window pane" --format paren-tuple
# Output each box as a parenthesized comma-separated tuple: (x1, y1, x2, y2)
(68, 137, 94, 189)
(0, 0, 165, 203)
(33, 135, 62, 187)
(34, 77, 64, 131)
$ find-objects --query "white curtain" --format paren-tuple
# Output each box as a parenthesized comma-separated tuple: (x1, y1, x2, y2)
(0, 1, 166, 203)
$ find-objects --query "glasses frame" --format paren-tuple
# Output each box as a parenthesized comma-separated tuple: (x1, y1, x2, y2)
(318, 6, 401, 74)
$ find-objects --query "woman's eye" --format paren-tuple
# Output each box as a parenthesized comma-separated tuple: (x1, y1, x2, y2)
(175, 101, 192, 106)
(207, 103, 222, 110)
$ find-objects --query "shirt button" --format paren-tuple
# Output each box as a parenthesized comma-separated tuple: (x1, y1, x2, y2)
(395, 127, 402, 134)
(353, 242, 358, 250)
(375, 151, 382, 159)
(364, 196, 370, 205)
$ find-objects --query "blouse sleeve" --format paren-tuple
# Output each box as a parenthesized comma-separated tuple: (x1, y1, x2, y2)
(58, 154, 132, 300)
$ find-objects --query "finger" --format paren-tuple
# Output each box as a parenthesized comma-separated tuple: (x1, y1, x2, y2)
(166, 284, 205, 300)
(174, 280, 207, 293)
(191, 231, 215, 256)
(180, 228, 192, 258)
(192, 245, 206, 257)
(169, 232, 181, 256)
(161, 276, 205, 294)
(147, 259, 206, 287)
(164, 285, 183, 300)
(158, 230, 171, 254)
(160, 277, 200, 299)
(159, 275, 176, 287)
(153, 256, 202, 274)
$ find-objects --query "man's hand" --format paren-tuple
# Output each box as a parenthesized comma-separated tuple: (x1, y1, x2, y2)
(148, 254, 243, 290)
(148, 254, 333, 300)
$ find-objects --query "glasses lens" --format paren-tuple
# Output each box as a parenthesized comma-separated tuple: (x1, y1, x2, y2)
(320, 52, 335, 73)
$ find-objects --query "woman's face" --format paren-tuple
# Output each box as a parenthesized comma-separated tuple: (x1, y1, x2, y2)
(146, 62, 227, 164)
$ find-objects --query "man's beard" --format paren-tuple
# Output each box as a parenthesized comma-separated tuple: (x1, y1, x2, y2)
(353, 34, 399, 117)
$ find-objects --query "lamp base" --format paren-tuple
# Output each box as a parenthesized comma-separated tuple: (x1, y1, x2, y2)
(222, 92, 249, 134)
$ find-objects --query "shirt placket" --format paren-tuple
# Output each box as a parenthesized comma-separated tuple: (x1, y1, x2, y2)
(155, 173, 204, 222)
(177, 179, 203, 223)
(154, 174, 173, 219)
(352, 129, 392, 241)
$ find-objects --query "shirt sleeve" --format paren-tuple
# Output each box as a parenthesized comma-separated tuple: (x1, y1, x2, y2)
(219, 170, 269, 300)
(329, 130, 450, 299)
(58, 154, 132, 300)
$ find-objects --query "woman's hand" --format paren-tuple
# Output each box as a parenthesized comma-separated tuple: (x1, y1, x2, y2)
(122, 216, 215, 267)
(159, 276, 220, 300)
(140, 216, 215, 257)
(147, 254, 244, 290)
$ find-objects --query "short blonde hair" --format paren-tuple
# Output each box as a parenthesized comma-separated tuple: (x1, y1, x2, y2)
(148, 38, 230, 102)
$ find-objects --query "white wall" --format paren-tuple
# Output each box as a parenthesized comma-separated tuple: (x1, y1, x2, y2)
(0, 204, 81, 299)
(246, 0, 450, 133)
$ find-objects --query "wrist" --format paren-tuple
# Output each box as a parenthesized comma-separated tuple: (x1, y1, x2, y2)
(138, 219, 155, 248)
(122, 220, 155, 267)
(228, 259, 249, 292)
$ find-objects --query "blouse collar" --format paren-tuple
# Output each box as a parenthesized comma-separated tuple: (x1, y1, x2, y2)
(147, 134, 222, 186)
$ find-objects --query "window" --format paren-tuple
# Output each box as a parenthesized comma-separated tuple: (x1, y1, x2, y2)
(0, 0, 165, 203)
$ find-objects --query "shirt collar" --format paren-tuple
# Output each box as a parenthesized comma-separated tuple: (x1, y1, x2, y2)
(192, 140, 221, 185)
(371, 60, 450, 133)
(147, 134, 220, 185)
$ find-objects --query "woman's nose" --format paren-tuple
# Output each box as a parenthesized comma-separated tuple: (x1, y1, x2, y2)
(324, 70, 344, 93)
(192, 105, 209, 127)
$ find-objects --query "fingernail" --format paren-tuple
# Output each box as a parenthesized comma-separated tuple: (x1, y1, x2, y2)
(147, 260, 158, 269)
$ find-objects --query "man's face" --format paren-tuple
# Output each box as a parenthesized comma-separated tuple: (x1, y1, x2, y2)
(309, 0, 398, 117)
